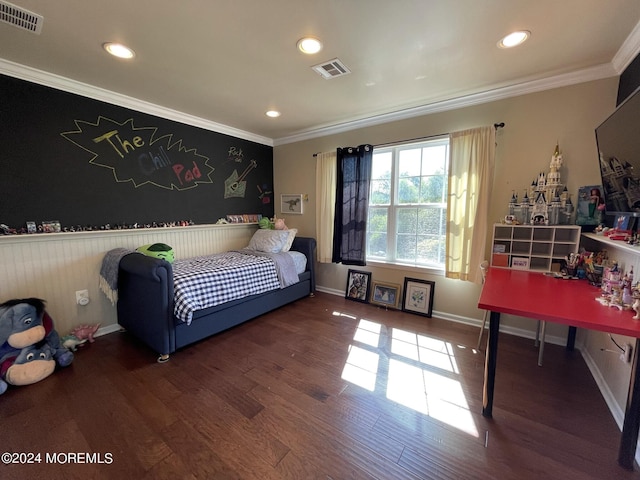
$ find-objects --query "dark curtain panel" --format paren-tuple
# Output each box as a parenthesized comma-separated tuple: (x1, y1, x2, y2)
(332, 144, 373, 265)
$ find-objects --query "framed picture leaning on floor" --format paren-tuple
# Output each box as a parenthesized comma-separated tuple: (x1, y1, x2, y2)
(370, 280, 401, 309)
(401, 277, 435, 317)
(345, 269, 371, 303)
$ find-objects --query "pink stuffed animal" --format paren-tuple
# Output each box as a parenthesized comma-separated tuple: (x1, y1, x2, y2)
(70, 323, 100, 343)
(274, 218, 288, 230)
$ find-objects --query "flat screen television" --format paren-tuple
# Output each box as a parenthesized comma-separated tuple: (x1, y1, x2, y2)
(596, 85, 640, 218)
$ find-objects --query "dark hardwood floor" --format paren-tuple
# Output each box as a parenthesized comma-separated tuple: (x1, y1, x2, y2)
(2, 291, 639, 479)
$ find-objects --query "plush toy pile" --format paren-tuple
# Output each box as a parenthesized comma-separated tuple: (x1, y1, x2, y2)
(259, 216, 288, 230)
(0, 298, 73, 394)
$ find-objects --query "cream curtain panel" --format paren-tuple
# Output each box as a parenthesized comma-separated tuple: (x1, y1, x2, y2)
(315, 150, 337, 263)
(446, 126, 496, 283)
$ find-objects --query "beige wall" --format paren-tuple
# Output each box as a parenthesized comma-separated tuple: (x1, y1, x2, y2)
(274, 76, 619, 329)
(274, 76, 636, 428)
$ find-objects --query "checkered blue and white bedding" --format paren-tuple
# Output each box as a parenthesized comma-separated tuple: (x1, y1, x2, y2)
(173, 250, 298, 324)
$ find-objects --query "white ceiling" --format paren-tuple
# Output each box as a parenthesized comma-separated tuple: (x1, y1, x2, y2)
(1, 0, 640, 146)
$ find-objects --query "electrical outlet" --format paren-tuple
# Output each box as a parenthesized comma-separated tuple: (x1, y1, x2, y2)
(622, 343, 633, 363)
(75, 289, 89, 306)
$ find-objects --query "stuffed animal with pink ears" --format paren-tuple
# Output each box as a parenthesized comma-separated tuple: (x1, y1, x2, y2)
(274, 217, 288, 230)
(70, 324, 100, 343)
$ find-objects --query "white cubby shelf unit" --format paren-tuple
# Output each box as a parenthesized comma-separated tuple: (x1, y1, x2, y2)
(491, 224, 581, 272)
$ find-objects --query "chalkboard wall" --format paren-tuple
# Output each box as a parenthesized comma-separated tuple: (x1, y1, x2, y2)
(0, 74, 274, 231)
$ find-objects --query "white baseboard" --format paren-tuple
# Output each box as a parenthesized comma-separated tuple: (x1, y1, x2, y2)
(96, 323, 123, 337)
(580, 346, 640, 464)
(317, 286, 568, 346)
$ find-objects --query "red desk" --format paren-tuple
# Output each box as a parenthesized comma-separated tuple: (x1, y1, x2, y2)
(478, 268, 640, 470)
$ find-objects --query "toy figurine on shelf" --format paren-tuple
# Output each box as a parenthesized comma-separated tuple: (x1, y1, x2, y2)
(609, 287, 625, 310)
(622, 269, 634, 305)
(633, 290, 640, 320)
(598, 261, 622, 303)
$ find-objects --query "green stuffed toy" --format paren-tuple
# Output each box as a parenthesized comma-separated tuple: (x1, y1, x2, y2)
(258, 217, 274, 229)
(136, 243, 175, 263)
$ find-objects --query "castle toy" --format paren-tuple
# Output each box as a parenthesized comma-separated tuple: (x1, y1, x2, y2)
(507, 143, 574, 225)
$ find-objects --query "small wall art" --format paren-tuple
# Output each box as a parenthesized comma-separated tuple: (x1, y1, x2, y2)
(401, 277, 435, 317)
(281, 194, 303, 214)
(345, 269, 371, 303)
(370, 280, 401, 309)
(576, 185, 605, 227)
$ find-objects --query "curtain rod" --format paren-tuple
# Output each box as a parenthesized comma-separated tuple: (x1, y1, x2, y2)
(312, 122, 505, 156)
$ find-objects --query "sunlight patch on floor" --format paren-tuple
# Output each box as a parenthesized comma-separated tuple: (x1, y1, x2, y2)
(342, 345, 379, 391)
(353, 319, 381, 347)
(340, 317, 479, 437)
(333, 310, 357, 320)
(391, 330, 460, 374)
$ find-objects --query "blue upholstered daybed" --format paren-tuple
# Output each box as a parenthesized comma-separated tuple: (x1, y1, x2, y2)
(116, 236, 316, 361)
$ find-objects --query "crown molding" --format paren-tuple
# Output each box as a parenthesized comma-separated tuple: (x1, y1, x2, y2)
(273, 63, 617, 146)
(0, 58, 273, 147)
(613, 20, 640, 73)
(0, 57, 622, 149)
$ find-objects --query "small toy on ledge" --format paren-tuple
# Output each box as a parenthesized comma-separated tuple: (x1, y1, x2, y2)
(70, 323, 100, 343)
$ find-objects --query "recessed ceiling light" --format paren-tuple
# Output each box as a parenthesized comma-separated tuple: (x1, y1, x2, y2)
(497, 30, 530, 49)
(103, 42, 135, 59)
(266, 110, 281, 118)
(297, 37, 322, 54)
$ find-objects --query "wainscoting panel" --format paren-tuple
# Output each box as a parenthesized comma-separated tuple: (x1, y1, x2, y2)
(0, 224, 256, 335)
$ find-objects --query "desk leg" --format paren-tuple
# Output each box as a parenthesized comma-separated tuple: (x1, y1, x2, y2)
(619, 338, 640, 470)
(482, 311, 500, 418)
(566, 326, 576, 351)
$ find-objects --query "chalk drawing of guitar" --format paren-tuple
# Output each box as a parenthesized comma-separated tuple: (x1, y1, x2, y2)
(224, 159, 257, 198)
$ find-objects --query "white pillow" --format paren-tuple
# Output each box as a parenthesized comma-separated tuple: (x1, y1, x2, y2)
(247, 229, 290, 253)
(281, 228, 298, 252)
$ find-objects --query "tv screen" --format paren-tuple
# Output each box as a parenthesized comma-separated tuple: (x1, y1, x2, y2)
(596, 86, 640, 217)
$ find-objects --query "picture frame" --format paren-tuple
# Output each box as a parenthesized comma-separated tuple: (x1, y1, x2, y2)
(370, 280, 401, 309)
(401, 277, 435, 317)
(281, 194, 303, 214)
(576, 185, 605, 226)
(345, 269, 372, 303)
(616, 214, 631, 231)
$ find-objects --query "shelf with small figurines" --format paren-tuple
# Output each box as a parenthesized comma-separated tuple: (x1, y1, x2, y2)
(581, 230, 640, 317)
(582, 231, 640, 255)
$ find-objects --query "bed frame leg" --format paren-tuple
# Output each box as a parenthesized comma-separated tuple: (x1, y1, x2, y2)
(157, 354, 170, 363)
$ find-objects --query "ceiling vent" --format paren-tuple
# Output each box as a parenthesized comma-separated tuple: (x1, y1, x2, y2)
(0, 1, 43, 34)
(311, 58, 351, 79)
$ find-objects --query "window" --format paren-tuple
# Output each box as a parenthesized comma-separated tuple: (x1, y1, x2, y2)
(367, 137, 449, 270)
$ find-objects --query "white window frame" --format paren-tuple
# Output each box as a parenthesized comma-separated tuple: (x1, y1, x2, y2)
(366, 137, 449, 274)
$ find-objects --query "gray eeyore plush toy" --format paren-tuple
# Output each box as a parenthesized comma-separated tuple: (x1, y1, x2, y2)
(0, 298, 73, 394)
